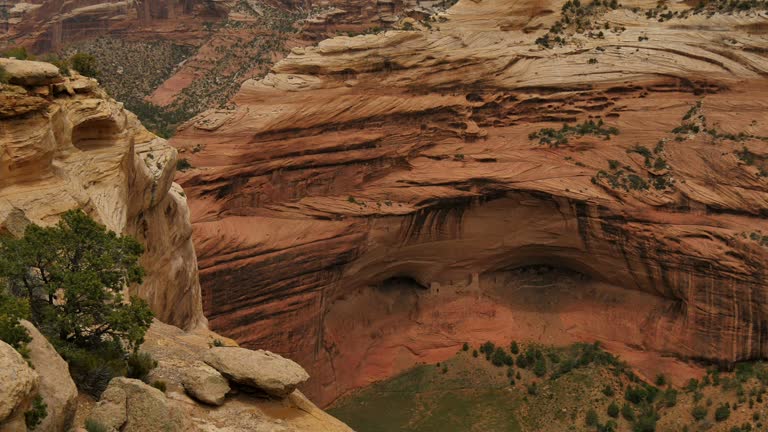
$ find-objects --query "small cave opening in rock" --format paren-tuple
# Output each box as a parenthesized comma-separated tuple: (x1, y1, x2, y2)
(71, 118, 121, 151)
(375, 275, 429, 292)
(318, 254, 688, 408)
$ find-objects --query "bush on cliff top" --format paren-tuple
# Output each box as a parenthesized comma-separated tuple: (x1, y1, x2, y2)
(70, 52, 99, 78)
(0, 209, 154, 396)
(1, 46, 29, 60)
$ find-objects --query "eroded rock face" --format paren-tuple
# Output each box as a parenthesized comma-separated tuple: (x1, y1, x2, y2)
(0, 65, 205, 330)
(172, 0, 768, 405)
(20, 320, 78, 432)
(0, 341, 38, 429)
(204, 347, 310, 397)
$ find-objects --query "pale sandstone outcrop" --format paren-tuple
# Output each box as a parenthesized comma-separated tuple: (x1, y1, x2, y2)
(0, 65, 205, 330)
(171, 0, 768, 405)
(0, 341, 39, 430)
(87, 378, 187, 432)
(204, 348, 310, 397)
(0, 58, 61, 86)
(20, 320, 77, 432)
(137, 320, 353, 432)
(182, 362, 230, 406)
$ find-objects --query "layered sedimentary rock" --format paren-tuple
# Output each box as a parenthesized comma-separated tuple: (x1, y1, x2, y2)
(172, 0, 768, 405)
(0, 64, 206, 329)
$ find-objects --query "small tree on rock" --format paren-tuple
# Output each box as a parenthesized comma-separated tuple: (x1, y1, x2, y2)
(0, 210, 152, 352)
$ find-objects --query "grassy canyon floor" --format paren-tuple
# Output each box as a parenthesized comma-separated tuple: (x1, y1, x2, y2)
(329, 342, 768, 432)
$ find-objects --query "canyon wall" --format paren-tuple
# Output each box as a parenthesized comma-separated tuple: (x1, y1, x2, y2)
(0, 0, 227, 52)
(171, 0, 768, 405)
(0, 59, 206, 329)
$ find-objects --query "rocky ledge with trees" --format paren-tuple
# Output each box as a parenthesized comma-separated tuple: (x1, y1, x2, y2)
(0, 59, 352, 432)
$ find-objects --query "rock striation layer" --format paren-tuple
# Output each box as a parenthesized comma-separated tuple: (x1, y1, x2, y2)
(172, 0, 768, 405)
(0, 64, 206, 330)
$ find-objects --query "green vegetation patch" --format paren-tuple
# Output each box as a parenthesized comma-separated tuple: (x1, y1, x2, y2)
(528, 119, 619, 147)
(0, 210, 155, 398)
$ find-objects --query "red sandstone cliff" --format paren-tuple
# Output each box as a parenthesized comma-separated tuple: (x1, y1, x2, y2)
(170, 0, 768, 406)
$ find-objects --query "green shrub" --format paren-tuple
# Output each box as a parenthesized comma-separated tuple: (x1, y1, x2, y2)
(692, 405, 707, 421)
(586, 408, 599, 426)
(510, 341, 519, 355)
(655, 374, 667, 386)
(607, 401, 619, 418)
(472, 349, 478, 358)
(2, 47, 29, 60)
(0, 65, 8, 84)
(127, 351, 158, 382)
(533, 358, 547, 377)
(714, 403, 730, 422)
(51, 59, 70, 77)
(0, 210, 151, 350)
(0, 293, 31, 356)
(56, 341, 127, 398)
(176, 158, 192, 172)
(152, 380, 167, 392)
(625, 385, 647, 404)
(480, 341, 495, 354)
(517, 354, 529, 368)
(663, 388, 677, 407)
(0, 210, 153, 396)
(621, 403, 635, 421)
(85, 419, 109, 432)
(527, 382, 538, 395)
(70, 53, 99, 78)
(462, 342, 469, 351)
(24, 395, 47, 430)
(603, 385, 615, 397)
(633, 406, 658, 432)
(491, 347, 508, 366)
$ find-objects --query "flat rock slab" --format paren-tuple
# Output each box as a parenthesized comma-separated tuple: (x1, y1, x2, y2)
(204, 347, 309, 398)
(0, 58, 61, 86)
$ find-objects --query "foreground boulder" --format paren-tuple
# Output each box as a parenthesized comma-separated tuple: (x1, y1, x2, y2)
(181, 361, 230, 406)
(0, 58, 61, 86)
(20, 321, 77, 432)
(88, 378, 186, 432)
(0, 340, 39, 430)
(138, 320, 352, 431)
(203, 347, 309, 398)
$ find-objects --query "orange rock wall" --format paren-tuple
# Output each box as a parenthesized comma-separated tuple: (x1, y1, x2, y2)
(171, 0, 768, 404)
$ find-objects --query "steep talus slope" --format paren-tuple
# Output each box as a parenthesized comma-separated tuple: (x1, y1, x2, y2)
(172, 0, 768, 405)
(0, 62, 206, 329)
